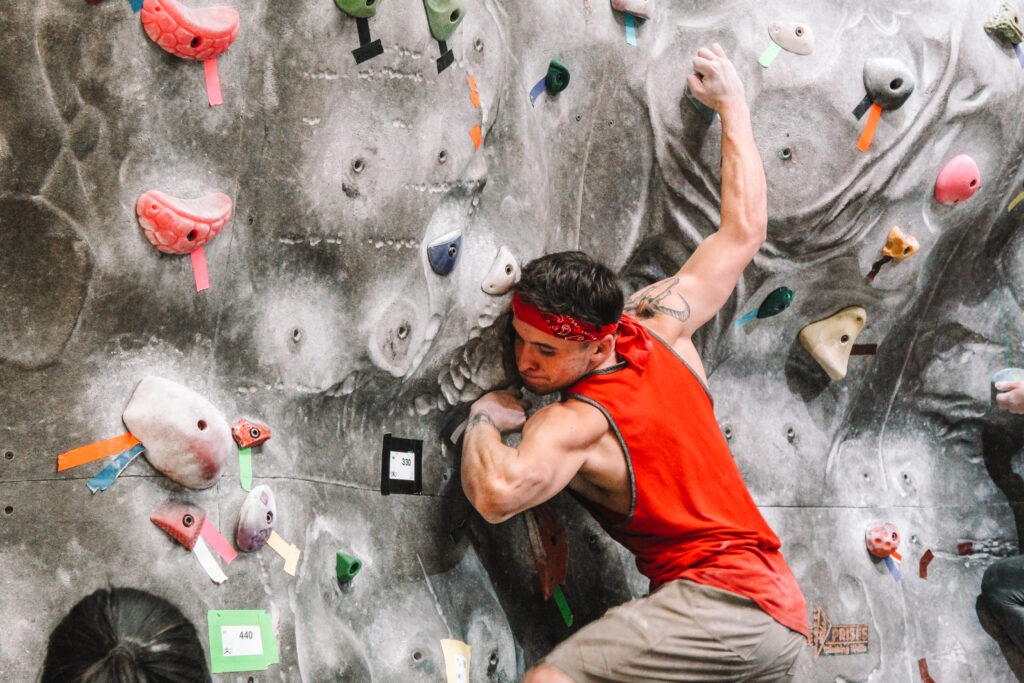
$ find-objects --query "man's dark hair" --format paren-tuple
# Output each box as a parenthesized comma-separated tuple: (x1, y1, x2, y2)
(516, 251, 624, 327)
(41, 586, 211, 683)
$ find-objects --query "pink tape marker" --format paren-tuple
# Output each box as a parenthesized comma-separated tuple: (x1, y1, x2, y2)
(200, 518, 238, 564)
(191, 247, 210, 291)
(204, 59, 223, 106)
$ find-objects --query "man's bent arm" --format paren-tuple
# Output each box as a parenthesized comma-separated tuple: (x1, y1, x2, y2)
(628, 44, 766, 345)
(461, 398, 600, 524)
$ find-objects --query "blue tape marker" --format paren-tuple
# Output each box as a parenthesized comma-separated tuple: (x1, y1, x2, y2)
(883, 556, 902, 582)
(88, 444, 145, 492)
(129, 0, 144, 12)
(734, 310, 758, 328)
(624, 14, 637, 46)
(529, 77, 547, 107)
(1015, 44, 1024, 69)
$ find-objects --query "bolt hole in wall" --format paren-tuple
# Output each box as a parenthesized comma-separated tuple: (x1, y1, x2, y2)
(890, 78, 903, 90)
(779, 147, 792, 160)
(474, 37, 484, 51)
(4, 451, 12, 460)
(352, 158, 365, 174)
(4, 506, 13, 515)
(438, 150, 448, 164)
(197, 420, 207, 431)
(412, 650, 423, 662)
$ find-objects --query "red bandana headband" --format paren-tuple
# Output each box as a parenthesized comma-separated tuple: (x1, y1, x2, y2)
(512, 292, 618, 342)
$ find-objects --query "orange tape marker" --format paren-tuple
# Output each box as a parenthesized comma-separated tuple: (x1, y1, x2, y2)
(856, 103, 882, 152)
(469, 125, 482, 150)
(468, 74, 480, 108)
(57, 433, 141, 472)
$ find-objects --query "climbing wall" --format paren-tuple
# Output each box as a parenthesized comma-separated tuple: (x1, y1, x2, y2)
(3, 0, 1024, 680)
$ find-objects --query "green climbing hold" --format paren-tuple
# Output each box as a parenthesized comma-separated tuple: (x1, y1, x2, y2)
(336, 551, 362, 583)
(756, 286, 794, 319)
(423, 0, 467, 42)
(985, 3, 1023, 47)
(334, 0, 380, 19)
(545, 59, 570, 93)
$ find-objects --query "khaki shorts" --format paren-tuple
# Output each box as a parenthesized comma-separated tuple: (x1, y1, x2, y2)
(542, 579, 805, 683)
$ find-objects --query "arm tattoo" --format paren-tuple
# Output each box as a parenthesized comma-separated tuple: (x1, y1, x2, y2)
(625, 278, 691, 322)
(466, 411, 499, 432)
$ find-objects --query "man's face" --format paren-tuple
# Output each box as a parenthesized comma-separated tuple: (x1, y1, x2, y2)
(511, 317, 599, 395)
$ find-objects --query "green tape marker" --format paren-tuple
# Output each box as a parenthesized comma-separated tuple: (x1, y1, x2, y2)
(207, 609, 278, 673)
(238, 447, 252, 491)
(552, 584, 573, 627)
(336, 551, 362, 583)
(758, 40, 782, 68)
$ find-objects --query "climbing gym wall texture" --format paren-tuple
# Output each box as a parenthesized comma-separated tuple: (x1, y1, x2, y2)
(3, 0, 1024, 679)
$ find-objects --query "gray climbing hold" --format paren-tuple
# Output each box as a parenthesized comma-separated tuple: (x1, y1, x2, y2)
(863, 58, 915, 111)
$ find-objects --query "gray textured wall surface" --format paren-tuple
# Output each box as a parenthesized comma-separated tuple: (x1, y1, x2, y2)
(3, 0, 1024, 680)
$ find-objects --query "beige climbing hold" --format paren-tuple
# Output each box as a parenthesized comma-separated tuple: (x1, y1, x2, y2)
(769, 21, 814, 55)
(798, 306, 867, 380)
(611, 0, 652, 20)
(481, 246, 521, 295)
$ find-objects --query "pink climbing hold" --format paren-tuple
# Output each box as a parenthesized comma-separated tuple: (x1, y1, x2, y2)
(136, 190, 232, 255)
(934, 153, 981, 205)
(865, 521, 900, 558)
(140, 0, 240, 61)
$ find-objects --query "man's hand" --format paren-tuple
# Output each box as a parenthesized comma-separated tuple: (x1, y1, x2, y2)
(995, 381, 1024, 415)
(687, 43, 746, 117)
(468, 388, 531, 434)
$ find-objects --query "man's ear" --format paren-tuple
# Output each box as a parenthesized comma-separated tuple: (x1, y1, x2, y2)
(592, 335, 615, 361)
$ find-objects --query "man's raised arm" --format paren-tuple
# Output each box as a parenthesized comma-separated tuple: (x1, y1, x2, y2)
(627, 43, 766, 347)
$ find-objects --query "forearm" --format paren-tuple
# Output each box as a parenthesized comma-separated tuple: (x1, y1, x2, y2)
(461, 411, 520, 523)
(718, 102, 767, 248)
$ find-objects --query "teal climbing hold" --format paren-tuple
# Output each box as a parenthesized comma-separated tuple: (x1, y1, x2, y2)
(545, 59, 570, 93)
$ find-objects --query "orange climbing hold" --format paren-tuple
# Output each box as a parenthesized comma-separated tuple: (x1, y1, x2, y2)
(140, 0, 240, 61)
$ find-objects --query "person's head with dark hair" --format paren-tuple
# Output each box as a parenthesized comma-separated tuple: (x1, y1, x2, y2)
(510, 251, 625, 395)
(41, 586, 210, 683)
(515, 251, 624, 328)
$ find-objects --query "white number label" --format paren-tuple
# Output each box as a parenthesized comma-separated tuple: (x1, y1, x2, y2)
(221, 625, 263, 657)
(389, 450, 415, 481)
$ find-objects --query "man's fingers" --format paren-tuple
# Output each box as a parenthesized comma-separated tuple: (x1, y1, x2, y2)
(710, 42, 726, 58)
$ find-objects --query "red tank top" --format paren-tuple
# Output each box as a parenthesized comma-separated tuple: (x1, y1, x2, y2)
(567, 316, 809, 636)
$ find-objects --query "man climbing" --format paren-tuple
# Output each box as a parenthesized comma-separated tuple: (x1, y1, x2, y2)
(982, 380, 1024, 654)
(460, 44, 808, 682)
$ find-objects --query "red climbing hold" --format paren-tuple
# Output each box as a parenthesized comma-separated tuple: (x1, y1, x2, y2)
(140, 0, 240, 61)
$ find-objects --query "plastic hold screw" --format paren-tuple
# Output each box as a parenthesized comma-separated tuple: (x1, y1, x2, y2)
(881, 226, 919, 261)
(935, 154, 981, 204)
(481, 245, 521, 295)
(334, 0, 379, 19)
(985, 3, 1023, 47)
(140, 0, 239, 61)
(611, 0, 651, 20)
(798, 306, 867, 380)
(336, 551, 362, 583)
(236, 485, 276, 552)
(865, 521, 900, 558)
(423, 0, 467, 42)
(862, 58, 915, 111)
(136, 190, 232, 255)
(768, 20, 814, 55)
(427, 230, 462, 276)
(545, 59, 571, 93)
(151, 500, 207, 551)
